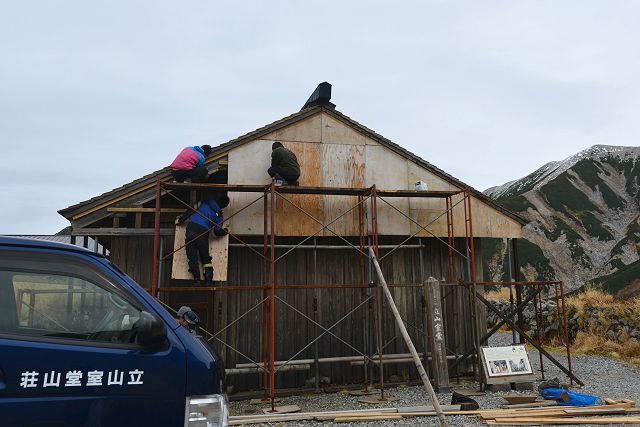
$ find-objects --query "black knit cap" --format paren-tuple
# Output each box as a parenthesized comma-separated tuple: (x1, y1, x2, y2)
(201, 145, 212, 156)
(272, 141, 283, 150)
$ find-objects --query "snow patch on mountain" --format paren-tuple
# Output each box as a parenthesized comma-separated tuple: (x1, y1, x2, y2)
(484, 145, 640, 199)
(483, 144, 640, 292)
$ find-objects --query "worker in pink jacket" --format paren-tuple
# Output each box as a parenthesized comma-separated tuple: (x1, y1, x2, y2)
(170, 145, 212, 182)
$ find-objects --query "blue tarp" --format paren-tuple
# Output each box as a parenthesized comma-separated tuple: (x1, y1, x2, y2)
(541, 388, 604, 406)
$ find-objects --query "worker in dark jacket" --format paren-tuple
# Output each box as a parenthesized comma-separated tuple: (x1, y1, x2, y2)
(177, 194, 229, 285)
(268, 141, 300, 185)
(170, 145, 212, 183)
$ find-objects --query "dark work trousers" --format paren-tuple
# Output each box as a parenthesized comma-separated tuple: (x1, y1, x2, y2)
(172, 166, 208, 183)
(267, 166, 299, 183)
(185, 223, 212, 275)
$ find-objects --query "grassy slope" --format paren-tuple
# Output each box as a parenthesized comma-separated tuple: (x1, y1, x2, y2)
(517, 239, 555, 280)
(571, 159, 626, 210)
(540, 171, 614, 241)
(480, 238, 555, 282)
(592, 258, 640, 295)
(611, 220, 640, 257)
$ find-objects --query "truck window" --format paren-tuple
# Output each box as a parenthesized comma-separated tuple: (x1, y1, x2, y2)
(1, 270, 141, 345)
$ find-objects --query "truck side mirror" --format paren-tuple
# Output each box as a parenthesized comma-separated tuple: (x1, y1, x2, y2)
(135, 311, 168, 351)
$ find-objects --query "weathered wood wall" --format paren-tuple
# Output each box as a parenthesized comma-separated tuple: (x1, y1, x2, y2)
(107, 235, 174, 288)
(164, 236, 483, 390)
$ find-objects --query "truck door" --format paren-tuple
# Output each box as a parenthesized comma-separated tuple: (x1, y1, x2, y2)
(0, 250, 187, 427)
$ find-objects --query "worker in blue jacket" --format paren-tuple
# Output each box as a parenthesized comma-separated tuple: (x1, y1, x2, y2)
(177, 194, 229, 285)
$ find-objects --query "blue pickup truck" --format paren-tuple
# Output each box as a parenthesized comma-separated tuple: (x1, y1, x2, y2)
(0, 236, 228, 427)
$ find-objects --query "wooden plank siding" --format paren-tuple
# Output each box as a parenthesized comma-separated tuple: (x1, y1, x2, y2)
(120, 235, 482, 391)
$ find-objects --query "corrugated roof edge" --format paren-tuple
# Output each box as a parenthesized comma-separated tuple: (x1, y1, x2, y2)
(59, 104, 525, 226)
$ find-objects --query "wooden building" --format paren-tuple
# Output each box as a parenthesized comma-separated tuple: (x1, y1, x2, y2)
(59, 83, 525, 391)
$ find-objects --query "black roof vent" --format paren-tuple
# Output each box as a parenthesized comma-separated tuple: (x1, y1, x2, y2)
(301, 82, 334, 110)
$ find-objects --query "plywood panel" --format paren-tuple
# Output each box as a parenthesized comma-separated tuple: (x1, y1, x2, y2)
(275, 142, 324, 236)
(407, 162, 456, 192)
(171, 226, 229, 281)
(226, 128, 521, 238)
(264, 113, 322, 143)
(321, 143, 366, 236)
(365, 145, 411, 235)
(227, 139, 272, 234)
(322, 113, 371, 145)
(471, 198, 523, 238)
(407, 163, 454, 237)
(405, 162, 522, 238)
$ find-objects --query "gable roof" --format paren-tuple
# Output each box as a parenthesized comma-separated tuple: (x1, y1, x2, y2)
(58, 106, 323, 221)
(59, 105, 525, 225)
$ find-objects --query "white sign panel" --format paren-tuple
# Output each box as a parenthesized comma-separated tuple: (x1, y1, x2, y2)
(481, 345, 533, 378)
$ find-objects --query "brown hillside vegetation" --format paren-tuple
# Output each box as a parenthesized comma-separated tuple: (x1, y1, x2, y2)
(617, 277, 640, 299)
(566, 288, 640, 366)
(486, 287, 640, 365)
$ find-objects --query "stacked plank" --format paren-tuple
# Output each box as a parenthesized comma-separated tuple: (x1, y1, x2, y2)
(479, 400, 639, 425)
(229, 400, 639, 425)
(228, 405, 462, 425)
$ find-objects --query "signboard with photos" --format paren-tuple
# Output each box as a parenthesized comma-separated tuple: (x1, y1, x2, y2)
(480, 344, 535, 384)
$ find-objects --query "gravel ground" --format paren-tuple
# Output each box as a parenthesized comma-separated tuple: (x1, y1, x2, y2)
(229, 332, 640, 426)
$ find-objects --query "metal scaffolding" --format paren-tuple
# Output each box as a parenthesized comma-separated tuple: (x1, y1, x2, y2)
(148, 179, 579, 407)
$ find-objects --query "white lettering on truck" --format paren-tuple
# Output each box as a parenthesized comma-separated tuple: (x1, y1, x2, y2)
(18, 370, 144, 388)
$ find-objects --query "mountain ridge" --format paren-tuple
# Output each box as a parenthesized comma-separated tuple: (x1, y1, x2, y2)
(483, 144, 640, 295)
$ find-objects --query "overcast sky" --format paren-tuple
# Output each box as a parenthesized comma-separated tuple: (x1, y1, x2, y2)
(1, 1, 639, 234)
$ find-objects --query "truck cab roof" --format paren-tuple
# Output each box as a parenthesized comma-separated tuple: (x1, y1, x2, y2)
(0, 236, 101, 256)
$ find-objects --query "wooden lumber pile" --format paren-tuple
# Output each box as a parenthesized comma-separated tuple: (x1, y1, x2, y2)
(228, 405, 462, 425)
(479, 400, 639, 425)
(228, 399, 638, 425)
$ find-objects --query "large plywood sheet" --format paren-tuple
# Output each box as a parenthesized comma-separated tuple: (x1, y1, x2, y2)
(408, 162, 455, 237)
(226, 122, 522, 238)
(228, 138, 325, 236)
(321, 143, 365, 236)
(365, 145, 411, 235)
(227, 139, 272, 234)
(409, 205, 448, 237)
(171, 226, 229, 281)
(263, 113, 322, 143)
(433, 192, 523, 238)
(275, 142, 324, 236)
(472, 198, 523, 238)
(322, 113, 372, 145)
(407, 162, 456, 192)
(405, 162, 522, 238)
(410, 192, 522, 238)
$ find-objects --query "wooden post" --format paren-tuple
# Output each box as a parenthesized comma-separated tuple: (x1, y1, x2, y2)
(151, 177, 161, 297)
(513, 238, 525, 344)
(369, 248, 450, 427)
(424, 277, 451, 392)
(374, 284, 385, 399)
